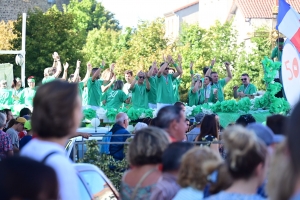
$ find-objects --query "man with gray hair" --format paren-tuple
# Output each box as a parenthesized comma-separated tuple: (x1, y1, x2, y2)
(156, 106, 187, 142)
(109, 113, 131, 161)
(0, 112, 13, 160)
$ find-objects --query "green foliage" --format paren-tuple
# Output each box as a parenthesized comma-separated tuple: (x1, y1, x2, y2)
(80, 140, 128, 191)
(11, 7, 85, 83)
(66, 0, 120, 34)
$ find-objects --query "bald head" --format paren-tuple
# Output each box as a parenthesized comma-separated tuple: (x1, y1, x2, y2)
(115, 112, 129, 128)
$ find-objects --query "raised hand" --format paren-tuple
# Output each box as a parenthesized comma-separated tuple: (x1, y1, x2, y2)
(63, 62, 69, 71)
(76, 60, 81, 68)
(153, 61, 157, 68)
(102, 60, 106, 67)
(53, 52, 59, 61)
(224, 61, 230, 67)
(167, 55, 173, 63)
(178, 54, 182, 63)
(233, 86, 238, 91)
(190, 61, 193, 70)
(211, 58, 216, 66)
(110, 63, 115, 71)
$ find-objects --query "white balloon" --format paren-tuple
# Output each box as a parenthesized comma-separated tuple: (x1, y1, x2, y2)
(91, 118, 100, 127)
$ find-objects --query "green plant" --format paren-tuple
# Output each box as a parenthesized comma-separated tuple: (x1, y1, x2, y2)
(79, 140, 128, 191)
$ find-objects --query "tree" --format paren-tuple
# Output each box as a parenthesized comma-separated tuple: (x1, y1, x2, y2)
(82, 27, 121, 67)
(0, 21, 17, 68)
(11, 7, 85, 83)
(66, 0, 120, 34)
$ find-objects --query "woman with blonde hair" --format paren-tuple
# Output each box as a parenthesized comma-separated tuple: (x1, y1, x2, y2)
(205, 125, 268, 200)
(120, 127, 170, 200)
(173, 146, 222, 200)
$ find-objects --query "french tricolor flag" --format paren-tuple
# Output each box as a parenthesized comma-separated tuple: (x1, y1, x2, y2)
(277, 0, 300, 52)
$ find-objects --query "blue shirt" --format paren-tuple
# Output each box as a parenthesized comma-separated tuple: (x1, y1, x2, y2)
(204, 191, 266, 200)
(19, 135, 32, 150)
(109, 124, 130, 161)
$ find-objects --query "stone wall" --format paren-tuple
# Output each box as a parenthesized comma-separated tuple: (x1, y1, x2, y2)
(0, 0, 70, 22)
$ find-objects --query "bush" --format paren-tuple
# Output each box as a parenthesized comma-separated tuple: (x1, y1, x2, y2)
(79, 140, 128, 191)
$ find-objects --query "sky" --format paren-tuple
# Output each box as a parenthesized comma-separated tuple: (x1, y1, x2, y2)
(100, 0, 197, 29)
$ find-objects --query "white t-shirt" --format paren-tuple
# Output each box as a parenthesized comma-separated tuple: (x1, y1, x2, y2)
(20, 139, 79, 200)
(123, 83, 131, 95)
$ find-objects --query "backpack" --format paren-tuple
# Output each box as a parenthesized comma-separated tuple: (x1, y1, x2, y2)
(100, 131, 112, 155)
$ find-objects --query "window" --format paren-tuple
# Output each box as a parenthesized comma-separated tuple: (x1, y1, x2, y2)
(79, 171, 117, 199)
(77, 176, 92, 200)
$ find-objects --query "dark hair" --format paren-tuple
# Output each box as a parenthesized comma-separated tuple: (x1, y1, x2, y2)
(209, 164, 233, 194)
(211, 72, 218, 76)
(160, 62, 166, 67)
(205, 76, 213, 84)
(241, 73, 249, 77)
(32, 80, 79, 138)
(276, 38, 284, 43)
(7, 119, 16, 130)
(174, 102, 185, 109)
(203, 67, 209, 75)
(19, 107, 31, 117)
(156, 106, 182, 129)
(0, 156, 58, 199)
(197, 114, 219, 139)
(266, 114, 287, 135)
(286, 101, 300, 175)
(91, 68, 98, 76)
(162, 142, 194, 172)
(150, 117, 158, 126)
(124, 70, 133, 76)
(169, 68, 175, 73)
(236, 114, 256, 127)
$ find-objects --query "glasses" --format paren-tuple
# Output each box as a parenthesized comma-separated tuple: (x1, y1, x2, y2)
(241, 78, 247, 81)
(165, 68, 170, 70)
(139, 76, 145, 79)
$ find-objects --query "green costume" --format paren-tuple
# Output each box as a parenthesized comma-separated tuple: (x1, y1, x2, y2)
(20, 88, 36, 106)
(87, 77, 103, 106)
(148, 76, 157, 104)
(0, 89, 13, 105)
(271, 46, 282, 62)
(199, 85, 214, 104)
(82, 87, 88, 106)
(156, 74, 175, 104)
(237, 83, 257, 96)
(211, 79, 227, 102)
(102, 90, 128, 109)
(131, 82, 149, 109)
(188, 87, 201, 106)
(173, 78, 181, 102)
(78, 82, 84, 99)
(12, 88, 23, 105)
(42, 76, 55, 84)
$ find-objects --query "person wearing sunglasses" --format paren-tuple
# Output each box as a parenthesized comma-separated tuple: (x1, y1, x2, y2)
(156, 55, 182, 110)
(233, 73, 257, 99)
(129, 71, 150, 109)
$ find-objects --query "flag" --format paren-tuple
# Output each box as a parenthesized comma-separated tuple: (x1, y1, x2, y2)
(277, 0, 300, 52)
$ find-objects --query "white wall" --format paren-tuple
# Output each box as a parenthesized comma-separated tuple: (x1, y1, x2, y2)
(199, 0, 233, 29)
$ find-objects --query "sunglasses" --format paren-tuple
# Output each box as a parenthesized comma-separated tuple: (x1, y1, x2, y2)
(165, 68, 170, 70)
(241, 78, 247, 81)
(139, 76, 145, 79)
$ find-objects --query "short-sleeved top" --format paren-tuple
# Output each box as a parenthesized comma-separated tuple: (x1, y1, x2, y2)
(0, 130, 13, 159)
(271, 46, 282, 62)
(12, 88, 23, 104)
(148, 76, 157, 104)
(204, 191, 266, 200)
(157, 74, 176, 104)
(87, 77, 103, 106)
(19, 135, 32, 150)
(237, 83, 257, 96)
(0, 89, 13, 105)
(103, 90, 128, 109)
(188, 87, 201, 106)
(131, 82, 149, 109)
(173, 78, 181, 102)
(42, 75, 56, 84)
(20, 87, 36, 106)
(6, 128, 19, 148)
(211, 79, 227, 102)
(78, 82, 84, 99)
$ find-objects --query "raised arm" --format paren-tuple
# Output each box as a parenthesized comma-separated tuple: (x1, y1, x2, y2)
(129, 76, 137, 90)
(147, 61, 156, 77)
(72, 60, 81, 82)
(61, 62, 69, 80)
(192, 80, 201, 93)
(53, 52, 62, 78)
(101, 75, 116, 92)
(233, 86, 238, 99)
(157, 55, 169, 77)
(190, 62, 194, 79)
(204, 58, 216, 77)
(172, 55, 183, 78)
(224, 61, 232, 83)
(145, 76, 150, 91)
(81, 62, 92, 86)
